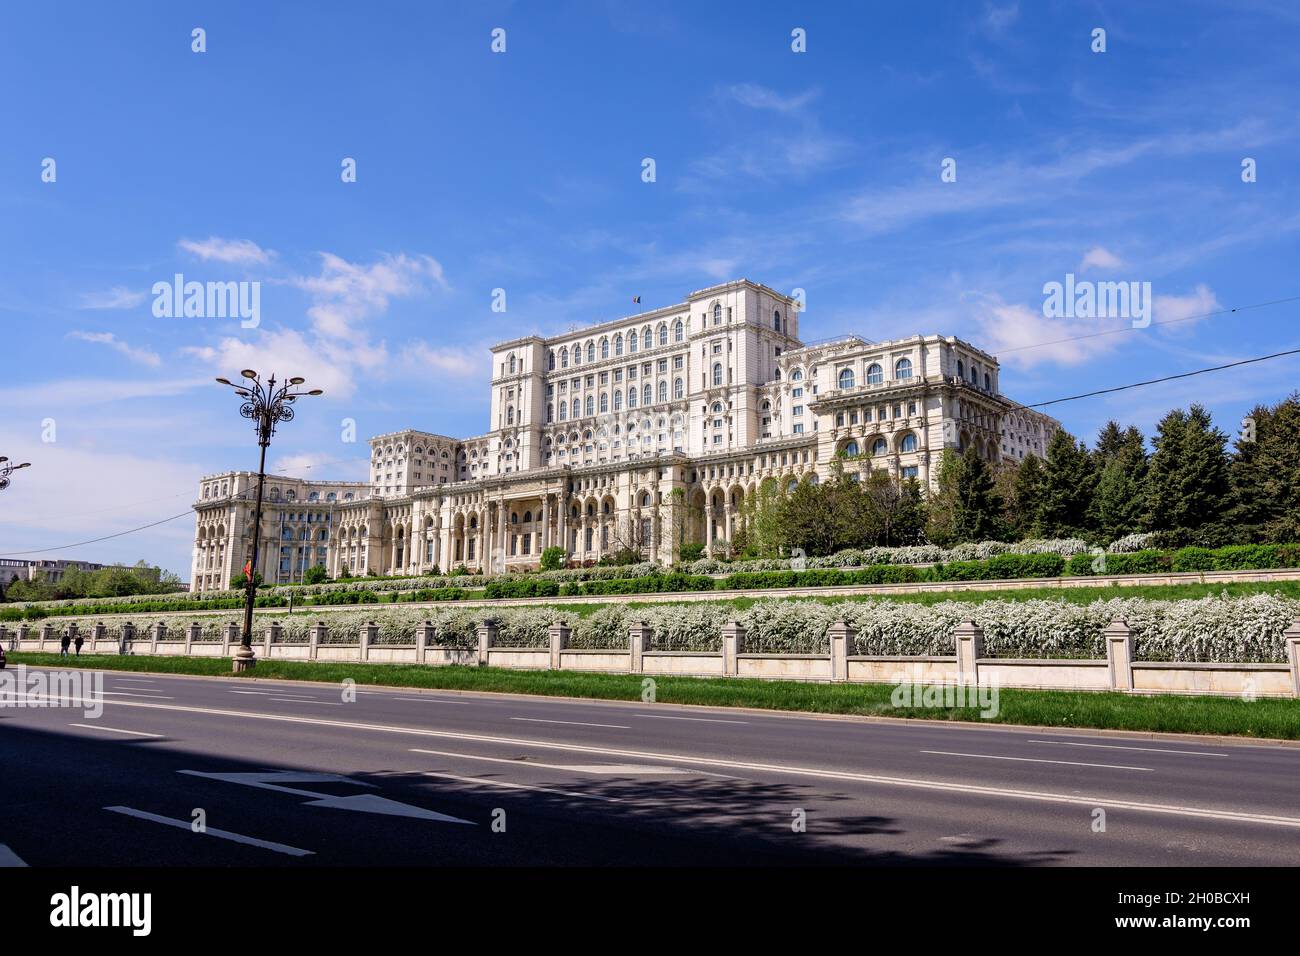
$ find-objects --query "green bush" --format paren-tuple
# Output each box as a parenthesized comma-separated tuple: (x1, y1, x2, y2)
(484, 579, 562, 599)
(540, 546, 567, 572)
(935, 553, 1065, 581)
(677, 543, 706, 564)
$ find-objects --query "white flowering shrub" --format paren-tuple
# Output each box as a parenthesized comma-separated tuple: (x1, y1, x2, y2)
(1107, 533, 1159, 554)
(570, 605, 632, 649)
(738, 599, 838, 654)
(641, 603, 732, 651)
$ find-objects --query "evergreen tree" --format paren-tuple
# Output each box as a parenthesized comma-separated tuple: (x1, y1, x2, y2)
(1226, 395, 1300, 543)
(1090, 426, 1148, 541)
(1009, 453, 1046, 539)
(924, 449, 962, 546)
(952, 446, 1005, 542)
(1039, 429, 1097, 538)
(1145, 404, 1229, 539)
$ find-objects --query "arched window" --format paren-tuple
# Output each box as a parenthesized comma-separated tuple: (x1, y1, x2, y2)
(629, 332, 638, 353)
(561, 347, 569, 368)
(545, 403, 553, 422)
(614, 334, 623, 356)
(872, 438, 888, 456)
(838, 367, 855, 389)
(956, 359, 964, 379)
(601, 338, 609, 359)
(571, 398, 580, 419)
(895, 357, 913, 380)
(712, 363, 723, 386)
(673, 377, 683, 399)
(523, 511, 532, 523)
(628, 388, 638, 408)
(713, 304, 722, 324)
(586, 342, 595, 363)
(599, 392, 608, 413)
(573, 345, 581, 365)
(674, 319, 684, 342)
(901, 432, 918, 453)
(506, 405, 514, 425)
(657, 380, 667, 403)
(559, 402, 567, 421)
(791, 368, 803, 382)
(984, 372, 991, 391)
(547, 350, 556, 371)
(641, 492, 651, 507)
(642, 383, 652, 405)
(510, 512, 518, 524)
(585, 395, 594, 417)
(658, 324, 668, 346)
(614, 390, 623, 411)
(711, 402, 723, 413)
(508, 354, 517, 374)
(843, 440, 860, 457)
(866, 363, 883, 385)
(774, 310, 781, 330)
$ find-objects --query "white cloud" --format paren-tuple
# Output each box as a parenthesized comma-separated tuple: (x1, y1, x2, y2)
(981, 2, 1019, 36)
(67, 331, 161, 367)
(178, 237, 273, 265)
(1078, 246, 1126, 272)
(970, 293, 1130, 369)
(402, 342, 482, 378)
(78, 286, 147, 310)
(725, 83, 819, 114)
(291, 252, 449, 339)
(183, 328, 373, 399)
(0, 376, 203, 408)
(1153, 283, 1220, 333)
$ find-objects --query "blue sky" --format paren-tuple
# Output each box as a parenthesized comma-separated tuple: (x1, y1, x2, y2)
(2, 0, 1298, 579)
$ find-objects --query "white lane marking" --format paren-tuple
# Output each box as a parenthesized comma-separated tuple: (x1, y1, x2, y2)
(101, 691, 174, 700)
(422, 771, 619, 802)
(1027, 739, 1231, 758)
(0, 844, 28, 867)
(921, 750, 1153, 772)
(267, 697, 343, 706)
(511, 717, 630, 730)
(410, 748, 691, 775)
(634, 713, 749, 725)
(113, 679, 158, 685)
(69, 723, 163, 738)
(229, 690, 279, 696)
(104, 806, 313, 856)
(44, 694, 1300, 830)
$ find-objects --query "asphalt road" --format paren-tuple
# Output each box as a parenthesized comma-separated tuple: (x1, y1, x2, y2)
(2, 667, 1298, 866)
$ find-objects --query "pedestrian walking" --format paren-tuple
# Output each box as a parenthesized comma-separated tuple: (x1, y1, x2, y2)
(74, 632, 84, 657)
(60, 630, 71, 658)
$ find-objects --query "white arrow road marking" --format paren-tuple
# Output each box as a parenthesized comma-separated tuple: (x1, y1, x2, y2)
(0, 844, 29, 867)
(69, 723, 163, 738)
(177, 770, 474, 824)
(105, 806, 313, 856)
(921, 750, 1154, 772)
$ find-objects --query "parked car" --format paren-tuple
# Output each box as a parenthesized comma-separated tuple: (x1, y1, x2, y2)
(0, 644, 7, 668)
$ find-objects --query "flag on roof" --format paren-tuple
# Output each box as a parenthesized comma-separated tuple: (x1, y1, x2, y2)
(632, 296, 641, 304)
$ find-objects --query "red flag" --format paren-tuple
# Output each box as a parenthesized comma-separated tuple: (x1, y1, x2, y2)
(243, 560, 252, 578)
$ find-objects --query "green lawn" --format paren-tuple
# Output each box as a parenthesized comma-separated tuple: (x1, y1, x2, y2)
(12, 651, 1298, 740)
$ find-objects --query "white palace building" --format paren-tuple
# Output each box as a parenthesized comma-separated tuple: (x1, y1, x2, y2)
(191, 279, 1058, 590)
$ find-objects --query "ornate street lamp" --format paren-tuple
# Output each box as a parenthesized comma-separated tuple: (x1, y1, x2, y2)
(215, 371, 322, 672)
(0, 457, 31, 493)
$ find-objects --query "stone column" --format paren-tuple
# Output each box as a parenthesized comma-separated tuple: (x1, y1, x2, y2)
(223, 622, 240, 655)
(704, 504, 715, 556)
(548, 622, 570, 670)
(265, 621, 281, 659)
(1286, 620, 1300, 698)
(953, 620, 984, 685)
(476, 619, 498, 666)
(359, 621, 379, 662)
(721, 620, 745, 676)
(186, 623, 201, 656)
(629, 622, 652, 673)
(151, 621, 166, 655)
(828, 620, 856, 682)
(415, 620, 435, 664)
(120, 622, 135, 655)
(308, 621, 327, 660)
(1104, 619, 1135, 691)
(558, 496, 568, 561)
(541, 495, 551, 550)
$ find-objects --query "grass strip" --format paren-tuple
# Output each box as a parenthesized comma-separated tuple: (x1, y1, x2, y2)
(11, 652, 1298, 740)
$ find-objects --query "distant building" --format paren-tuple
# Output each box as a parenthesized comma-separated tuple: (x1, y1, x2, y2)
(0, 558, 162, 588)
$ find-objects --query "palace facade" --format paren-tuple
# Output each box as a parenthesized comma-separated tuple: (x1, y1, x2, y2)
(191, 279, 1058, 590)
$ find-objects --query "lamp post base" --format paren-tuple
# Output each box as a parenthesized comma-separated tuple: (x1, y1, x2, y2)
(232, 645, 257, 673)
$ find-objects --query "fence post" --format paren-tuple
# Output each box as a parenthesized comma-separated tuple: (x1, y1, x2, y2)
(476, 619, 498, 666)
(66, 622, 79, 653)
(548, 622, 571, 670)
(120, 622, 135, 655)
(415, 621, 434, 664)
(40, 622, 54, 652)
(628, 621, 652, 673)
(828, 620, 856, 682)
(151, 621, 166, 655)
(359, 622, 378, 662)
(16, 623, 30, 649)
(0, 625, 8, 651)
(309, 621, 327, 661)
(186, 623, 200, 656)
(93, 622, 106, 649)
(223, 622, 240, 656)
(1104, 619, 1135, 692)
(265, 621, 280, 659)
(1283, 619, 1300, 698)
(721, 620, 746, 677)
(953, 620, 984, 685)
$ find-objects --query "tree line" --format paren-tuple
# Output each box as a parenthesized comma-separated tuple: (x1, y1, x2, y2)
(1, 561, 182, 603)
(731, 395, 1300, 557)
